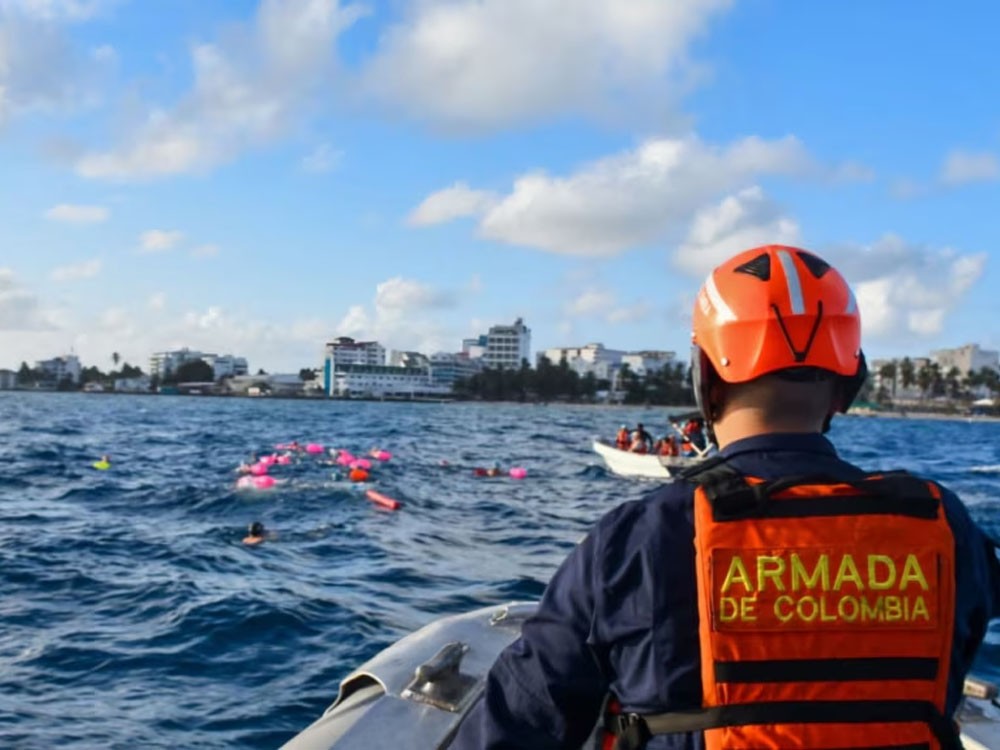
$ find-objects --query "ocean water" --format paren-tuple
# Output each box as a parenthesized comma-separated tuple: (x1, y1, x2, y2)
(1, 392, 999, 749)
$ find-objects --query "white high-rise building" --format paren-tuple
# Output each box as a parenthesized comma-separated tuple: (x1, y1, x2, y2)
(620, 350, 676, 377)
(931, 343, 1000, 376)
(539, 343, 625, 380)
(429, 352, 484, 387)
(203, 354, 249, 379)
(483, 318, 531, 370)
(150, 348, 205, 378)
(35, 354, 81, 384)
(150, 348, 248, 380)
(325, 337, 386, 367)
(462, 336, 488, 360)
(388, 350, 430, 369)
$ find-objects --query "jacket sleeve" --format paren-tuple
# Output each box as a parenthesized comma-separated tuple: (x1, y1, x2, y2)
(940, 488, 1000, 711)
(450, 530, 610, 749)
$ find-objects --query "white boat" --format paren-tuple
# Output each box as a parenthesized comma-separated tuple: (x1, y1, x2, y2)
(592, 440, 700, 479)
(281, 602, 1000, 749)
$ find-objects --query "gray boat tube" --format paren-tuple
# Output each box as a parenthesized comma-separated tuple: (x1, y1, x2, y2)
(282, 602, 1000, 750)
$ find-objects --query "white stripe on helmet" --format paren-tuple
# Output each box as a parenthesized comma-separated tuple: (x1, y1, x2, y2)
(775, 249, 805, 315)
(704, 272, 736, 323)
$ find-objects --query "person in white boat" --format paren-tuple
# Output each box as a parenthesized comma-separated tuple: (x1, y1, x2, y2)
(629, 422, 654, 453)
(451, 244, 1000, 750)
(615, 425, 631, 450)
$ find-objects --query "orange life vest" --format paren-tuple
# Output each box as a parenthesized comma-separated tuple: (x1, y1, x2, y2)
(616, 430, 631, 449)
(608, 467, 959, 750)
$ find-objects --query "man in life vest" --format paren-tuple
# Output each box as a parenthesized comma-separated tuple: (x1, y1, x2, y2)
(616, 425, 631, 450)
(451, 245, 1000, 750)
(654, 434, 679, 457)
(631, 422, 654, 453)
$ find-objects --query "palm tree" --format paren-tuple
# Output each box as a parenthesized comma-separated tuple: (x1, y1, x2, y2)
(899, 357, 916, 392)
(944, 366, 962, 400)
(916, 362, 933, 401)
(878, 360, 898, 400)
(980, 367, 1000, 397)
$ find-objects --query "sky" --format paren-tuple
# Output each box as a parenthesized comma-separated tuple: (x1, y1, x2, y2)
(1, 0, 999, 374)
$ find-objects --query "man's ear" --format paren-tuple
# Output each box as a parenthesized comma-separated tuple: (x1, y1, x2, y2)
(708, 380, 725, 421)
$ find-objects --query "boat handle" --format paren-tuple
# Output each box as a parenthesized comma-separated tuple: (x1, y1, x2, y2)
(415, 642, 468, 684)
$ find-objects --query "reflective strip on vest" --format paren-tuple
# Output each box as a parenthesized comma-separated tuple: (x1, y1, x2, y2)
(689, 472, 957, 750)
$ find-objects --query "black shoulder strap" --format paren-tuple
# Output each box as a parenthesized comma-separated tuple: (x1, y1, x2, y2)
(689, 466, 940, 522)
(673, 453, 735, 482)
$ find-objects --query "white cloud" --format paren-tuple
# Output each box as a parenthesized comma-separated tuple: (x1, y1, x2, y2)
(564, 286, 653, 325)
(607, 302, 652, 324)
(56, 302, 337, 373)
(362, 0, 732, 131)
(830, 161, 876, 183)
(941, 150, 999, 186)
(0, 268, 58, 330)
(50, 257, 101, 281)
(335, 304, 370, 338)
(300, 142, 342, 173)
(147, 291, 167, 311)
(0, 8, 85, 124)
(375, 276, 454, 313)
(674, 186, 801, 276)
(44, 203, 109, 223)
(138, 229, 184, 253)
(91, 43, 115, 63)
(413, 135, 813, 257)
(191, 243, 219, 258)
(333, 276, 460, 353)
(830, 235, 987, 340)
(889, 178, 928, 200)
(0, 0, 114, 21)
(565, 288, 615, 317)
(75, 0, 369, 179)
(407, 182, 498, 226)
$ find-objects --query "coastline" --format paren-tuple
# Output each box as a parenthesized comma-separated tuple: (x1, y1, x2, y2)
(3, 389, 997, 423)
(848, 408, 1000, 424)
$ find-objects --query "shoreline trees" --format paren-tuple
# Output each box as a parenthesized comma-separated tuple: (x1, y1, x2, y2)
(453, 357, 694, 405)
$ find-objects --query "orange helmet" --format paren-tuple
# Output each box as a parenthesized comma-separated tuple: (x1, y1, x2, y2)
(691, 245, 866, 427)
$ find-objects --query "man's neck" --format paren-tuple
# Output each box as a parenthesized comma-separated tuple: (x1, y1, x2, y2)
(713, 407, 823, 449)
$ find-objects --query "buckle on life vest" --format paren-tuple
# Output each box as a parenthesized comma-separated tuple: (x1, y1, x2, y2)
(611, 712, 651, 750)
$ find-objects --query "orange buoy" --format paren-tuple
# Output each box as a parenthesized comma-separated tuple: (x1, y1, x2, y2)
(365, 489, 401, 511)
(349, 468, 369, 482)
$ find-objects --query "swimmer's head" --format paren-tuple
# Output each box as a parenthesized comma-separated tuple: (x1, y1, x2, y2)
(248, 521, 265, 537)
(491, 460, 501, 470)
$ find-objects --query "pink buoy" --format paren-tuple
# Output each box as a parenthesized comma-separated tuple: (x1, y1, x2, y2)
(509, 467, 528, 479)
(250, 463, 269, 476)
(259, 454, 277, 466)
(274, 443, 292, 451)
(336, 453, 354, 466)
(253, 475, 276, 489)
(371, 450, 392, 461)
(276, 455, 292, 465)
(354, 458, 372, 470)
(236, 476, 255, 489)
(306, 443, 324, 454)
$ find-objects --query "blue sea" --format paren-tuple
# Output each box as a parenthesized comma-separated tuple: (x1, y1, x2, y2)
(2, 392, 999, 749)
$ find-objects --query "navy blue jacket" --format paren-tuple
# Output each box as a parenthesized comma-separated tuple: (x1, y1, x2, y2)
(452, 433, 1000, 749)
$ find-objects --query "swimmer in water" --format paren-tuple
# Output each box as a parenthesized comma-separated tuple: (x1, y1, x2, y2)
(243, 521, 268, 545)
(486, 460, 503, 477)
(93, 455, 111, 470)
